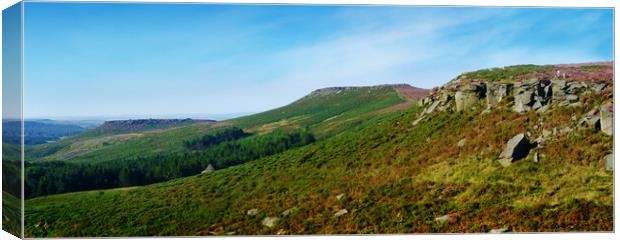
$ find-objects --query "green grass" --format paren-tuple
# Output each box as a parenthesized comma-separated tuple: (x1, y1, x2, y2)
(459, 64, 554, 83)
(26, 123, 217, 164)
(231, 86, 405, 139)
(24, 93, 613, 236)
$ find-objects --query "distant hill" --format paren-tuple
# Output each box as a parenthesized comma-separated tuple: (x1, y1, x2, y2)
(92, 118, 215, 135)
(2, 120, 87, 145)
(23, 63, 612, 236)
(232, 84, 428, 138)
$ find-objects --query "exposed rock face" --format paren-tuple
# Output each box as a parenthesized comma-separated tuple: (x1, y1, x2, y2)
(600, 104, 613, 136)
(419, 76, 611, 122)
(513, 91, 534, 113)
(455, 84, 484, 112)
(498, 134, 531, 166)
(486, 83, 510, 108)
(551, 79, 567, 101)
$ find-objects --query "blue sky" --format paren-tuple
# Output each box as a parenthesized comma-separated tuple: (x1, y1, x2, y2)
(22, 3, 613, 119)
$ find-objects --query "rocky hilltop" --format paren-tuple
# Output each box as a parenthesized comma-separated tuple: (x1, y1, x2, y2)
(96, 118, 215, 133)
(308, 84, 429, 99)
(416, 62, 613, 169)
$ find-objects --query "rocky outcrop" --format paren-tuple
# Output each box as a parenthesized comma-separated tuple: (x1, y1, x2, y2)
(96, 118, 214, 134)
(419, 76, 609, 115)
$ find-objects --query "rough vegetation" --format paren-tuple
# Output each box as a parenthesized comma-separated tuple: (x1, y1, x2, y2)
(16, 63, 614, 236)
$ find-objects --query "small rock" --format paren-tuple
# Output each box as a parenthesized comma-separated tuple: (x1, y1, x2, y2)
(561, 127, 573, 135)
(593, 83, 607, 92)
(201, 164, 215, 174)
(542, 129, 552, 138)
(435, 213, 458, 223)
(457, 138, 466, 147)
(489, 227, 510, 233)
(605, 154, 613, 171)
(567, 92, 581, 101)
(412, 117, 424, 126)
(282, 209, 292, 217)
(334, 209, 348, 217)
(336, 193, 345, 200)
(247, 209, 258, 216)
(569, 102, 583, 108)
(261, 217, 278, 228)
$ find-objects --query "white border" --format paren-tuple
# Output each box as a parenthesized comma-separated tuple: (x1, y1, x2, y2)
(0, 1, 617, 240)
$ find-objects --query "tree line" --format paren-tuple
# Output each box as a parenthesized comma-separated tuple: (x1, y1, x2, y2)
(25, 129, 315, 198)
(183, 126, 247, 150)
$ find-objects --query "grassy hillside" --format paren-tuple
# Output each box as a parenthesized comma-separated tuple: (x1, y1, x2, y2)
(26, 122, 218, 163)
(26, 85, 413, 164)
(231, 85, 408, 139)
(456, 62, 613, 84)
(22, 85, 420, 199)
(24, 91, 612, 236)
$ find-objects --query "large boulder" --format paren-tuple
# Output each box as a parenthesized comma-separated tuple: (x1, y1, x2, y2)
(425, 100, 441, 114)
(605, 154, 613, 171)
(498, 133, 531, 166)
(551, 79, 567, 101)
(600, 104, 613, 136)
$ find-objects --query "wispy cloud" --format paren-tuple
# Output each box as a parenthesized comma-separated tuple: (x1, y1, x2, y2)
(24, 4, 613, 117)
